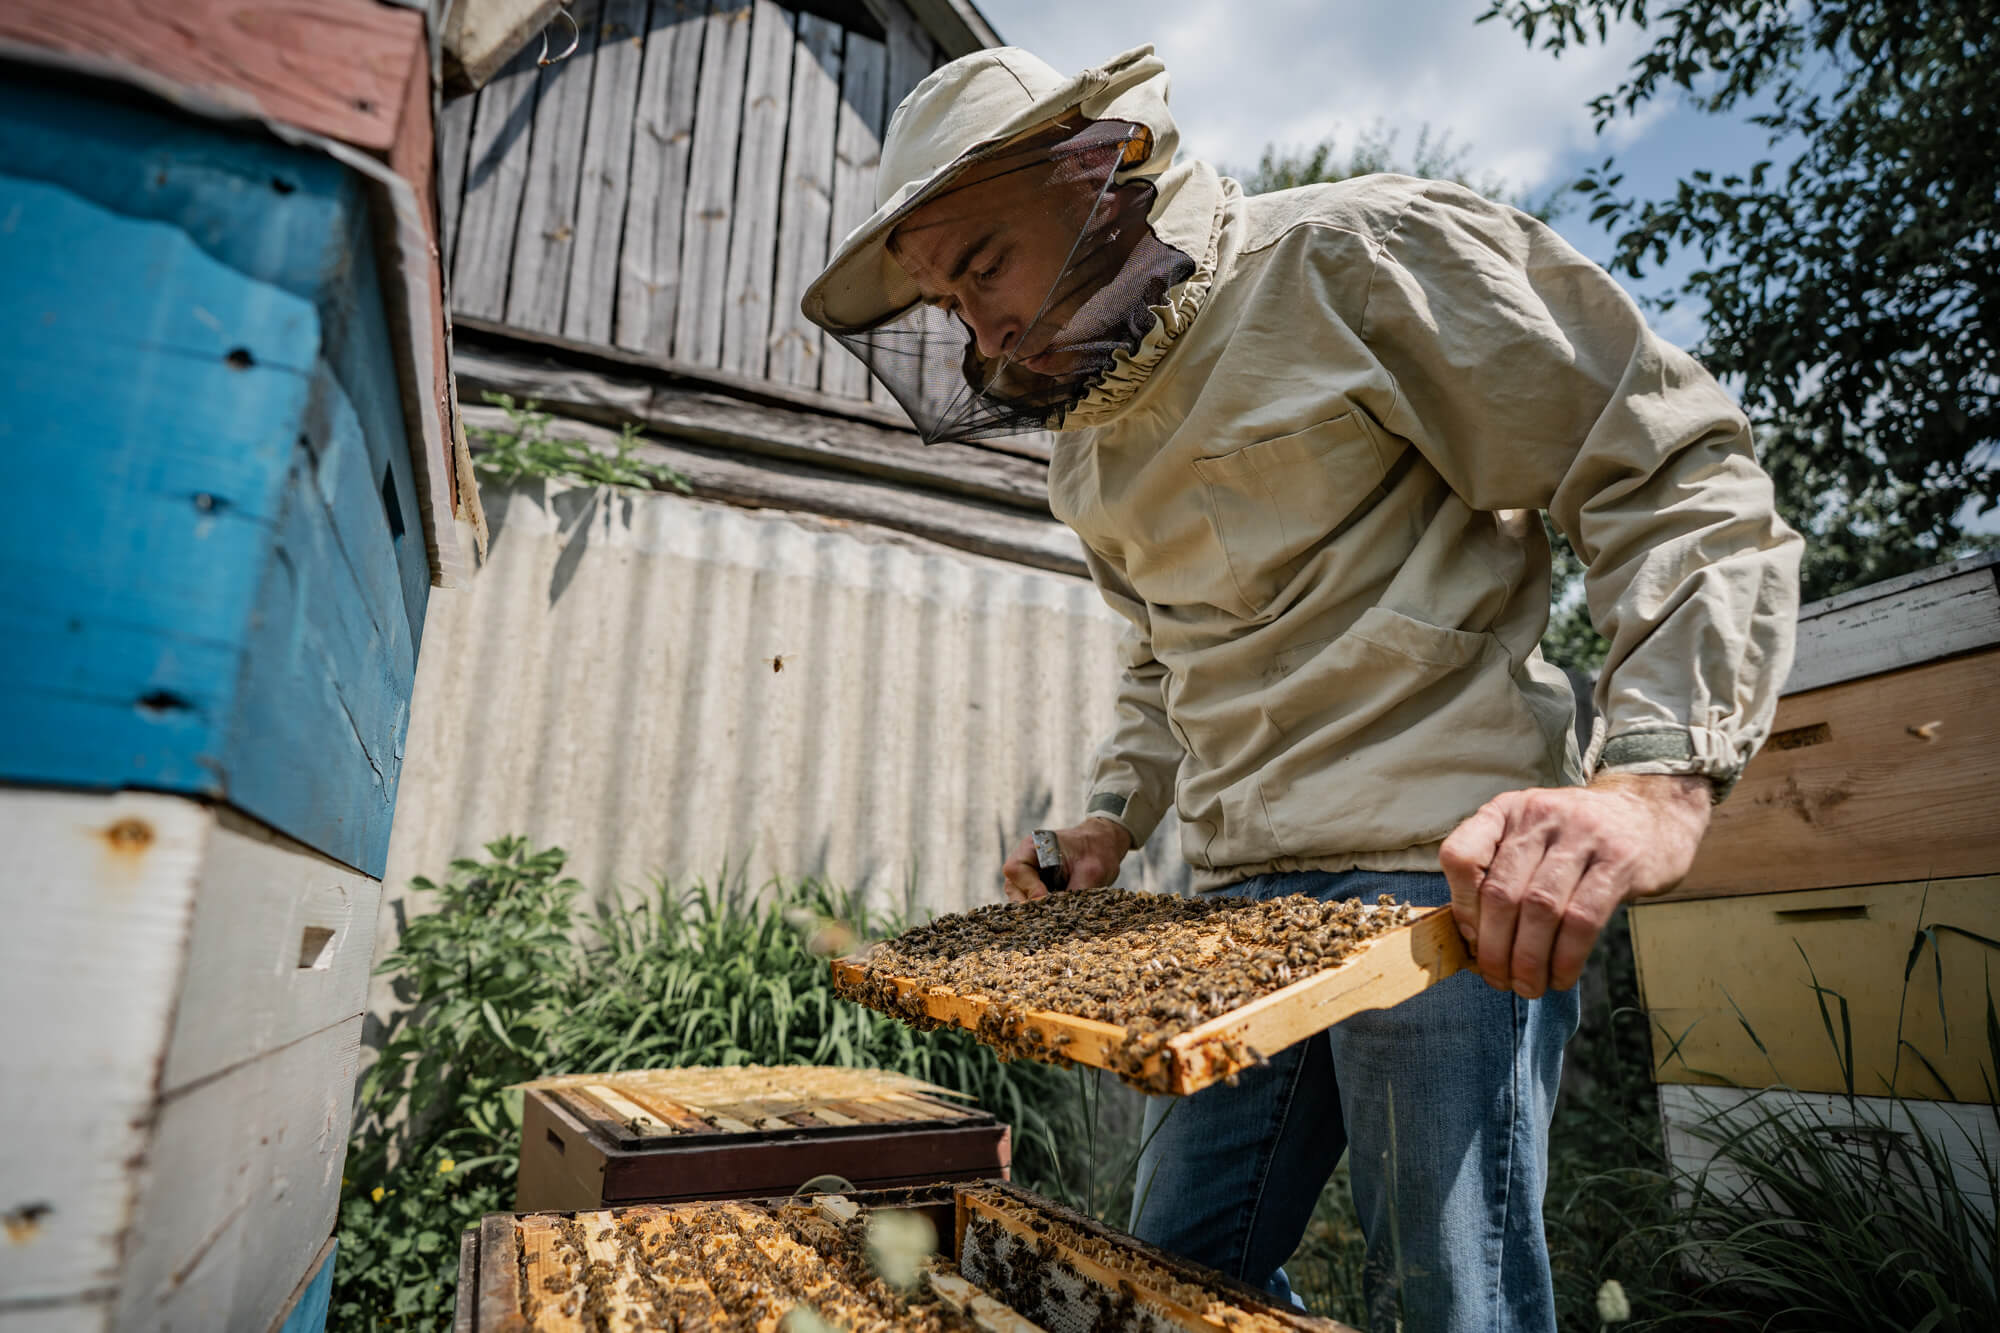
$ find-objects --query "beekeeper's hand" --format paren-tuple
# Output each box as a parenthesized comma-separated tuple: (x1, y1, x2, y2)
(1440, 773, 1711, 998)
(1001, 817, 1133, 903)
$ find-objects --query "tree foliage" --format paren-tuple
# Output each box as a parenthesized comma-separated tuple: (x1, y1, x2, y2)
(1240, 120, 1567, 222)
(1482, 0, 1999, 600)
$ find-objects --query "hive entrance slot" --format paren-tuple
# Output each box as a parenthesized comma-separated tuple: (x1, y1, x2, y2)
(297, 925, 336, 969)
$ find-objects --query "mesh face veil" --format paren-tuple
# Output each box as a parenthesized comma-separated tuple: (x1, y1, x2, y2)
(833, 117, 1197, 444)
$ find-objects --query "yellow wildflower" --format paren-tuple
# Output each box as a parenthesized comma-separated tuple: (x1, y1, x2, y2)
(370, 1186, 385, 1204)
(438, 1157, 456, 1174)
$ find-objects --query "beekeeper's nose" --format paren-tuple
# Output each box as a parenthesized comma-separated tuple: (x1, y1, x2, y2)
(960, 294, 1023, 362)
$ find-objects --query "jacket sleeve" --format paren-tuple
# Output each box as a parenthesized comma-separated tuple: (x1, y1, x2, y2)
(1358, 182, 1803, 797)
(1076, 541, 1183, 845)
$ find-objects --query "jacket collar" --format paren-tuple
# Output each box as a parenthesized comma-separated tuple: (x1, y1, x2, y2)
(1058, 159, 1230, 429)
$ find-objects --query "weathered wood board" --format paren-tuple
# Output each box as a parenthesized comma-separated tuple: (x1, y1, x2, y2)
(614, 0, 709, 356)
(158, 810, 382, 1094)
(767, 13, 843, 388)
(1669, 646, 1998, 901)
(869, 16, 942, 407)
(1632, 875, 2000, 1101)
(438, 88, 480, 281)
(114, 1017, 362, 1332)
(506, 0, 604, 334)
(832, 906, 1471, 1095)
(562, 0, 650, 345)
(717, 0, 798, 377)
(0, 0, 426, 152)
(453, 38, 546, 322)
(0, 790, 377, 1329)
(822, 30, 888, 399)
(453, 340, 1052, 511)
(518, 1065, 978, 1140)
(0, 80, 428, 876)
(456, 402, 1086, 575)
(673, 0, 754, 366)
(1784, 550, 2000, 696)
(0, 791, 207, 1312)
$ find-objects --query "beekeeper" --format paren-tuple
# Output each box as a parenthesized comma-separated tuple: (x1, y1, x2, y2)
(800, 45, 1801, 1333)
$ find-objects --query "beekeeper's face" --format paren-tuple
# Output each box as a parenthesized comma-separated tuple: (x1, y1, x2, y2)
(838, 118, 1177, 444)
(886, 127, 1151, 384)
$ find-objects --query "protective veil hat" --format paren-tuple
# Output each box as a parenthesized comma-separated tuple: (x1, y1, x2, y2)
(801, 44, 1171, 336)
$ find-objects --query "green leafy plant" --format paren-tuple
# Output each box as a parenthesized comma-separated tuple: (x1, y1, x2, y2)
(467, 391, 692, 493)
(334, 840, 1081, 1329)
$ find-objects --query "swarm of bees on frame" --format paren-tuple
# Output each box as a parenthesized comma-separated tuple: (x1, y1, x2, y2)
(834, 889, 1418, 1090)
(514, 1200, 985, 1332)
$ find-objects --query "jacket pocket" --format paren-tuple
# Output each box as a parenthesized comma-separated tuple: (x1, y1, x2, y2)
(1255, 606, 1547, 857)
(1261, 605, 1490, 740)
(1191, 410, 1402, 618)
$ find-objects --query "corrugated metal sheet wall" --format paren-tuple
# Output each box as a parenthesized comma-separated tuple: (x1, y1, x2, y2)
(376, 477, 1191, 963)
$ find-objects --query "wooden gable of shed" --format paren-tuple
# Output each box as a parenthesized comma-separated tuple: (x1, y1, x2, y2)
(440, 0, 962, 403)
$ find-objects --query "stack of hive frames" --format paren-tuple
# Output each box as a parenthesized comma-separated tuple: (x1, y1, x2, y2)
(515, 1066, 1011, 1210)
(455, 1183, 1355, 1332)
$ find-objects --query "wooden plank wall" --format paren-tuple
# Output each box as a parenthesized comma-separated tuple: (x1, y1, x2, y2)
(438, 0, 943, 397)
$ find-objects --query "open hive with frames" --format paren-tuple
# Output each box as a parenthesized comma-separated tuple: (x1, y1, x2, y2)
(831, 889, 1469, 1093)
(455, 1182, 1355, 1332)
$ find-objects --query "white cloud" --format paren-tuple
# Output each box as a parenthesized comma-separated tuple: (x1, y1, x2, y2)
(976, 0, 1666, 193)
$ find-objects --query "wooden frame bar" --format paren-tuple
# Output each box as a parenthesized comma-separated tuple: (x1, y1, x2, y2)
(833, 906, 1470, 1095)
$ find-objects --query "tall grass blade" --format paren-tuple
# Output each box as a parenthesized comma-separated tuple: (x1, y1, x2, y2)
(1795, 941, 1855, 1098)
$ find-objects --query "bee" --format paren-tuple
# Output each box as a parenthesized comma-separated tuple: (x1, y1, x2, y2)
(763, 654, 792, 673)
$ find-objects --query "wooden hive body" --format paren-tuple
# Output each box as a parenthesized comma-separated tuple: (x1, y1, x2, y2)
(515, 1066, 1011, 1210)
(453, 1183, 1358, 1331)
(1628, 553, 2000, 1195)
(0, 76, 430, 879)
(0, 16, 451, 1330)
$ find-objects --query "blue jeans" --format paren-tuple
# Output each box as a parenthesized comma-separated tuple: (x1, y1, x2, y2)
(1128, 870, 1578, 1333)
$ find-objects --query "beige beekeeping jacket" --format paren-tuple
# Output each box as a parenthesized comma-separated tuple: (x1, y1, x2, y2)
(1048, 72, 1804, 891)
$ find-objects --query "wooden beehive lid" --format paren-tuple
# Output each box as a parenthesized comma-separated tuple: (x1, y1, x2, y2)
(1786, 550, 2000, 694)
(515, 1064, 983, 1143)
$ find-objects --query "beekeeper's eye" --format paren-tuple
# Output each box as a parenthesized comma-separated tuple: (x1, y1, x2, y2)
(974, 254, 1006, 285)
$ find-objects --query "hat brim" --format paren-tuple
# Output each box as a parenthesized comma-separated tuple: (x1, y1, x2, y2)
(801, 47, 1166, 336)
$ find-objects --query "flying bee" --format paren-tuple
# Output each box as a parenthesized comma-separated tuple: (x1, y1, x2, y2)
(763, 653, 792, 673)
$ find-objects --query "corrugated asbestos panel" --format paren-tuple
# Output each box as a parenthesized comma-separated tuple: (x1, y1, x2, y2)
(375, 478, 1191, 971)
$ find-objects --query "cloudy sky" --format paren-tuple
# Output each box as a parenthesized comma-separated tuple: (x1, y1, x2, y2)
(976, 0, 1777, 347)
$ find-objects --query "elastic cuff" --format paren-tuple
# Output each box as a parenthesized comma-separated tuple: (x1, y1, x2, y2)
(1084, 789, 1161, 848)
(1594, 728, 1740, 802)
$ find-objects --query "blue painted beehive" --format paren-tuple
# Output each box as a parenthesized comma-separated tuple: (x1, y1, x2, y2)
(0, 77, 431, 878)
